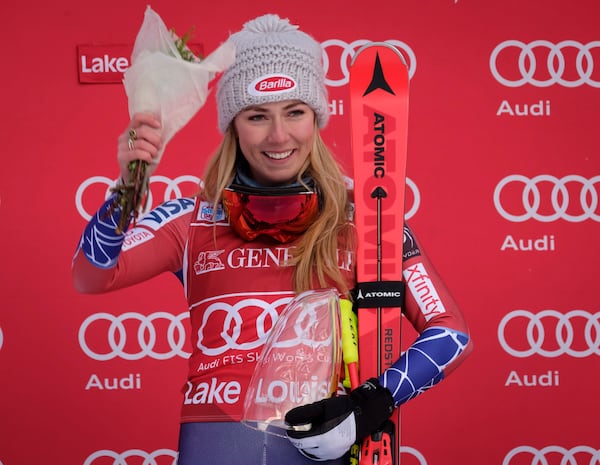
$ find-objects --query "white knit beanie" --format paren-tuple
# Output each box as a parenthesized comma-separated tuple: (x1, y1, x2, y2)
(216, 14, 329, 133)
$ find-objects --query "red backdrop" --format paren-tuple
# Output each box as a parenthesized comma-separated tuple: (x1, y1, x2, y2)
(1, 1, 599, 464)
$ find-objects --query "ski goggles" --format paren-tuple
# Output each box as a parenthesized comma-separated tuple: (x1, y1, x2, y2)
(222, 184, 320, 243)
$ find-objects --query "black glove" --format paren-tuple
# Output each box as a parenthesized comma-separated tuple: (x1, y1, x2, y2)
(284, 378, 395, 461)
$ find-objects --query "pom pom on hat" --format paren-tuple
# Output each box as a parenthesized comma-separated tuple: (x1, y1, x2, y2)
(216, 14, 329, 132)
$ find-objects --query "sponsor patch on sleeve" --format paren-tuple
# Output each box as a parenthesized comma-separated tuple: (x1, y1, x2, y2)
(403, 262, 446, 321)
(122, 227, 155, 251)
(136, 197, 196, 231)
(403, 226, 421, 260)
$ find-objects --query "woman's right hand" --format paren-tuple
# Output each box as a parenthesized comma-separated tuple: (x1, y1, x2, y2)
(117, 112, 163, 181)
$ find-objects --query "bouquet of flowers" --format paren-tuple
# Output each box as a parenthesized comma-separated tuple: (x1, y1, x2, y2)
(112, 6, 235, 233)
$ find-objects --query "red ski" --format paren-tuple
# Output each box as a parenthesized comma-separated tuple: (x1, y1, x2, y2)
(349, 42, 410, 465)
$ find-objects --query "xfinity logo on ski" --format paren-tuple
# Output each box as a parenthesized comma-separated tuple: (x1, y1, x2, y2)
(403, 262, 446, 320)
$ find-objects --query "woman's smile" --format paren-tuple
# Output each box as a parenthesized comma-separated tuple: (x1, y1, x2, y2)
(234, 100, 315, 186)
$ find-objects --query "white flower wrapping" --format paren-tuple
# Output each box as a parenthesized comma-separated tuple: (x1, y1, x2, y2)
(123, 6, 235, 161)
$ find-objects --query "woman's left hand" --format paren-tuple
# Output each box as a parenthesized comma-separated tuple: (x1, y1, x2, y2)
(285, 378, 395, 460)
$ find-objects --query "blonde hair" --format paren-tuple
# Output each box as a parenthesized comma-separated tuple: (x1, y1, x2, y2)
(202, 122, 354, 297)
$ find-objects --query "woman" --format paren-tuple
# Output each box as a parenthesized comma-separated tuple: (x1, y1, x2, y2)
(72, 13, 472, 464)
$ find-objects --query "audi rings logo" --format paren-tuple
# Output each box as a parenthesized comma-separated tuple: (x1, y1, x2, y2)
(83, 448, 425, 465)
(490, 40, 600, 87)
(84, 449, 177, 465)
(79, 312, 190, 361)
(498, 309, 600, 358)
(503, 445, 600, 465)
(197, 297, 291, 356)
(405, 178, 420, 219)
(76, 175, 201, 221)
(494, 175, 600, 222)
(400, 446, 427, 465)
(321, 39, 416, 87)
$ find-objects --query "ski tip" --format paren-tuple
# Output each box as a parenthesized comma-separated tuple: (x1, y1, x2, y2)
(350, 42, 408, 68)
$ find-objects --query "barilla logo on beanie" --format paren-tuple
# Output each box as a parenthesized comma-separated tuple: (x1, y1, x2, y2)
(248, 74, 297, 96)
